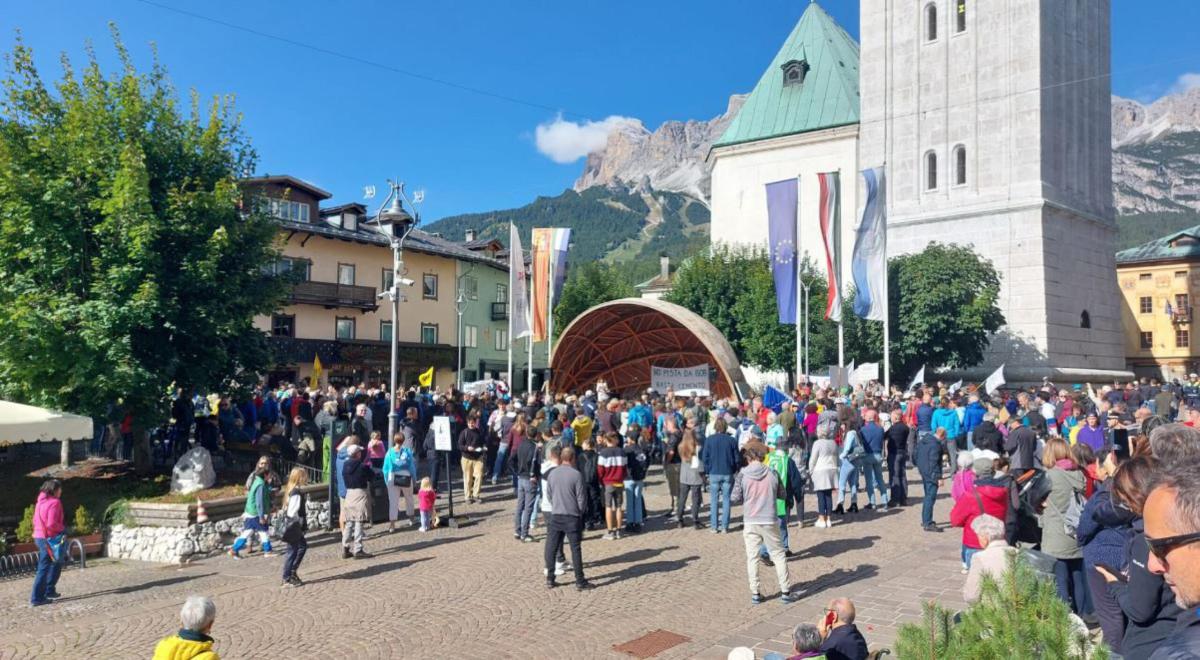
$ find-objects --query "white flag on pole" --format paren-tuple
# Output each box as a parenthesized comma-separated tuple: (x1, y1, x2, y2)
(985, 364, 1006, 395)
(949, 379, 964, 393)
(907, 365, 926, 394)
(509, 224, 531, 340)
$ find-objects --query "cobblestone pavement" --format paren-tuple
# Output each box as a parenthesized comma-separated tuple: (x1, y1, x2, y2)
(0, 466, 962, 659)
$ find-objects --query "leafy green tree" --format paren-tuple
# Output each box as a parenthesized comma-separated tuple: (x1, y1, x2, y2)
(0, 29, 285, 430)
(666, 245, 838, 372)
(553, 261, 635, 335)
(846, 242, 1004, 383)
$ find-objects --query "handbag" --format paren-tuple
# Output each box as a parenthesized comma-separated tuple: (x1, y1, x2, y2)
(47, 532, 68, 562)
(392, 472, 412, 489)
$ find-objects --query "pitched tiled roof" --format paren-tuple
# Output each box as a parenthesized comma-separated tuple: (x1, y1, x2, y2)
(242, 175, 332, 200)
(712, 2, 860, 149)
(1116, 225, 1200, 265)
(275, 217, 507, 270)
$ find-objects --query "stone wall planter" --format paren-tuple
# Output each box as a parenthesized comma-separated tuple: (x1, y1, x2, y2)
(106, 484, 330, 565)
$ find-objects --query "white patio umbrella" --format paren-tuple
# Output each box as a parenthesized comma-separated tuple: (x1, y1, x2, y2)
(0, 399, 94, 467)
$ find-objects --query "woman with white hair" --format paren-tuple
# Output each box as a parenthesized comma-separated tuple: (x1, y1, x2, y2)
(962, 514, 1017, 603)
(152, 595, 219, 659)
(340, 444, 374, 559)
(808, 418, 840, 528)
(763, 623, 824, 660)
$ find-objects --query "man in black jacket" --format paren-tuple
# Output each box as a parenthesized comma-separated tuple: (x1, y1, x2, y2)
(972, 414, 1004, 454)
(885, 410, 910, 506)
(1143, 460, 1200, 659)
(1004, 419, 1038, 475)
(512, 428, 542, 541)
(914, 430, 945, 532)
(818, 597, 870, 660)
(458, 414, 487, 504)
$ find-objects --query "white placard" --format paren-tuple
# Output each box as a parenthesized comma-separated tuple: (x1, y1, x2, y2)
(432, 416, 452, 451)
(651, 364, 711, 396)
(849, 362, 879, 387)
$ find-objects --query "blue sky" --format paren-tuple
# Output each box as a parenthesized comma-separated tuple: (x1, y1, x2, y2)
(5, 1, 1198, 222)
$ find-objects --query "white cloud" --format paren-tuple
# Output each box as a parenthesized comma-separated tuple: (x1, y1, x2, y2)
(1169, 72, 1200, 95)
(534, 114, 642, 164)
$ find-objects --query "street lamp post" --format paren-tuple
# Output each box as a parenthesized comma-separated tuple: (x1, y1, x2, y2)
(374, 181, 417, 446)
(456, 289, 467, 391)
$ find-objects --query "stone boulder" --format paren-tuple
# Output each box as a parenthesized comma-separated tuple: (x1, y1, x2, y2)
(170, 447, 216, 495)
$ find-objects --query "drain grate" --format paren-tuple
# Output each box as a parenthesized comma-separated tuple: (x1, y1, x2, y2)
(613, 629, 691, 659)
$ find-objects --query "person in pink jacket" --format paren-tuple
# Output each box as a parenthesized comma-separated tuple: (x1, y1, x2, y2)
(30, 479, 66, 606)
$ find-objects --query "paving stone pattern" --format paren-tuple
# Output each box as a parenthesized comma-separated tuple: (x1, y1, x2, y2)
(0, 466, 962, 659)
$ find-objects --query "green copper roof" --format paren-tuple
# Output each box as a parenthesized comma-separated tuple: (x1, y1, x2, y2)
(1116, 225, 1200, 265)
(713, 2, 860, 149)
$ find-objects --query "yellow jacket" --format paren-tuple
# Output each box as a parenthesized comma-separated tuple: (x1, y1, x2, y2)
(153, 633, 219, 660)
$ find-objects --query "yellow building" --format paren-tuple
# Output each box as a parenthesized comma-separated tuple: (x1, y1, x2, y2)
(242, 175, 501, 389)
(1116, 226, 1200, 379)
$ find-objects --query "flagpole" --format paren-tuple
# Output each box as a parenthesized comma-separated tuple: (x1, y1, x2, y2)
(527, 335, 534, 394)
(836, 168, 845, 369)
(547, 245, 555, 395)
(795, 176, 803, 388)
(507, 225, 514, 390)
(880, 167, 891, 392)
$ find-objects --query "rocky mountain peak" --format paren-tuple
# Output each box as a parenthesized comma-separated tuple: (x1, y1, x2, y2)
(573, 94, 747, 201)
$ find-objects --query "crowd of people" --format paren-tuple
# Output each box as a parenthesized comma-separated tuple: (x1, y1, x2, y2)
(28, 373, 1200, 658)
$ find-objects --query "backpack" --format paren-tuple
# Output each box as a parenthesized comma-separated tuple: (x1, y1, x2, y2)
(1050, 487, 1086, 539)
(846, 430, 867, 463)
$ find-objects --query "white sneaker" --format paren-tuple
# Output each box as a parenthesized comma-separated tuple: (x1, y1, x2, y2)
(542, 563, 566, 577)
(814, 519, 826, 529)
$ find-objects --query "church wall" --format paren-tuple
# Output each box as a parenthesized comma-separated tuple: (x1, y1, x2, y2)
(709, 126, 860, 288)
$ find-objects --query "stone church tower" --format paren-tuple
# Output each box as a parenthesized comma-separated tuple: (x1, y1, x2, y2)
(858, 0, 1129, 380)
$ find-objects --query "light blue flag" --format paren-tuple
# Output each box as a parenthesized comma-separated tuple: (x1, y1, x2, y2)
(852, 167, 887, 321)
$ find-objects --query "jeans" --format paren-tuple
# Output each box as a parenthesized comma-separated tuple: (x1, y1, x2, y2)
(861, 453, 888, 506)
(962, 545, 979, 568)
(515, 477, 537, 537)
(282, 537, 307, 580)
(1087, 564, 1125, 654)
(709, 474, 732, 531)
(887, 451, 909, 505)
(816, 490, 833, 516)
(544, 514, 586, 585)
(759, 514, 790, 559)
(623, 479, 645, 525)
(837, 460, 860, 506)
(491, 444, 509, 482)
(30, 538, 63, 604)
(921, 479, 939, 527)
(1054, 557, 1090, 615)
(424, 450, 441, 493)
(420, 510, 432, 529)
(664, 463, 681, 504)
(676, 484, 702, 523)
(342, 520, 365, 554)
(742, 522, 790, 595)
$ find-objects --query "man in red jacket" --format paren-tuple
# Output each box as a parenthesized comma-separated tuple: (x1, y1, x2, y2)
(950, 457, 1011, 573)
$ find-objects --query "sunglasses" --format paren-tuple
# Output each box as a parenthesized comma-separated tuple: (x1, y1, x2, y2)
(1146, 531, 1200, 564)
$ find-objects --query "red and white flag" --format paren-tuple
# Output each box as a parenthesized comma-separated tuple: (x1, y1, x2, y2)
(818, 171, 842, 322)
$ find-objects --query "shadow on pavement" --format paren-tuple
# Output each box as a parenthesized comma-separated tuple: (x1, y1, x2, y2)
(56, 572, 217, 602)
(794, 535, 882, 560)
(790, 564, 879, 597)
(587, 545, 680, 569)
(370, 533, 485, 559)
(305, 556, 433, 583)
(589, 555, 701, 587)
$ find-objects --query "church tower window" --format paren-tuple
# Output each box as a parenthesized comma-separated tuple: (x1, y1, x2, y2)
(925, 4, 938, 41)
(956, 1, 966, 33)
(953, 145, 967, 185)
(925, 151, 938, 191)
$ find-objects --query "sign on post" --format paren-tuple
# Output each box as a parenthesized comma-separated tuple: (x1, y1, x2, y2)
(432, 416, 452, 451)
(651, 364, 711, 397)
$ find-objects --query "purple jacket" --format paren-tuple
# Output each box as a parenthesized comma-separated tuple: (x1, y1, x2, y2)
(1076, 425, 1106, 452)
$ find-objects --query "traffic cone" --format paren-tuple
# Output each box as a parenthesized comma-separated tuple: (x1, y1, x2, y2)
(196, 499, 208, 524)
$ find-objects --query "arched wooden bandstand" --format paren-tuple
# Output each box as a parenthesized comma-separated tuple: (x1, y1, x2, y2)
(550, 298, 748, 402)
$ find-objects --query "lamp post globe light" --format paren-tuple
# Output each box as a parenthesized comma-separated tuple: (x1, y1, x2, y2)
(373, 180, 418, 446)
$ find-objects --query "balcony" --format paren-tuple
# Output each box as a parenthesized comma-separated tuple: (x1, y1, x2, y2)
(290, 280, 378, 311)
(1173, 306, 1193, 324)
(491, 302, 508, 321)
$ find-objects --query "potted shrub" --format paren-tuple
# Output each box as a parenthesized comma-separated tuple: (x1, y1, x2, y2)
(71, 506, 104, 557)
(12, 504, 37, 555)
